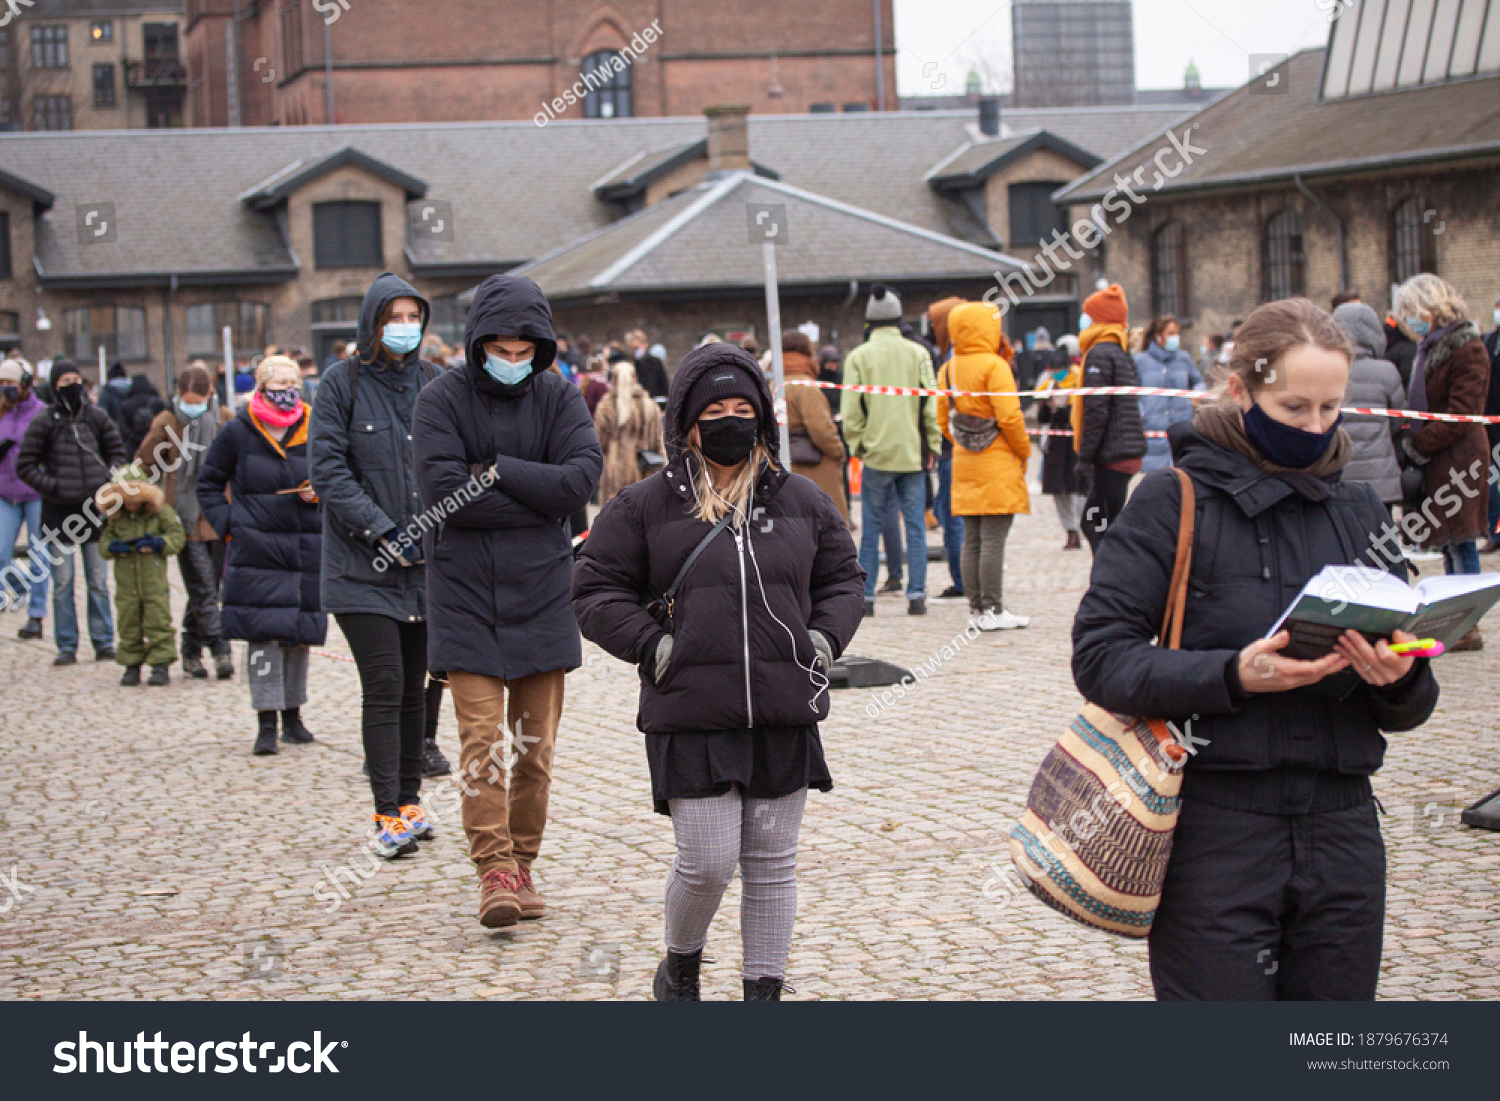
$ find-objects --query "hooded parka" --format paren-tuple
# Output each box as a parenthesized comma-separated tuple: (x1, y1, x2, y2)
(1333, 303, 1406, 505)
(936, 303, 1030, 516)
(572, 342, 865, 811)
(412, 274, 602, 680)
(310, 272, 438, 621)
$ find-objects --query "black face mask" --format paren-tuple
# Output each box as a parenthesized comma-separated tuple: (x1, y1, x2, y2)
(1, 386, 21, 404)
(696, 414, 759, 466)
(54, 382, 84, 415)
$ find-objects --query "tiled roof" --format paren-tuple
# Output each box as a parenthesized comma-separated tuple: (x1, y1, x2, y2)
(1057, 49, 1500, 203)
(510, 171, 1025, 300)
(927, 130, 1102, 190)
(0, 106, 1190, 286)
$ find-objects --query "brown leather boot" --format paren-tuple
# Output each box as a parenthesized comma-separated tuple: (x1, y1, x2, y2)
(517, 865, 545, 921)
(1451, 626, 1484, 652)
(478, 869, 522, 928)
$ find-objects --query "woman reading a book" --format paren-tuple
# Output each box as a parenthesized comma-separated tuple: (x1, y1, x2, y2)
(1072, 297, 1439, 1001)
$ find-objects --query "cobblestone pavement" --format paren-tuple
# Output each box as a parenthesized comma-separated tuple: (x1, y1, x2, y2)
(2, 476, 1498, 1001)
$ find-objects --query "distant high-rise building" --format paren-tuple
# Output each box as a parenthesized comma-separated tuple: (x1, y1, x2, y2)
(1012, 0, 1135, 108)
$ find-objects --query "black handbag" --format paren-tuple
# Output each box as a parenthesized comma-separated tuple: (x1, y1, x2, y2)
(787, 429, 822, 465)
(636, 449, 666, 475)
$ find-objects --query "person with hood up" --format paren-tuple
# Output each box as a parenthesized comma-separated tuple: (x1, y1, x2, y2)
(0, 358, 50, 639)
(926, 297, 967, 599)
(1134, 314, 1205, 473)
(197, 355, 325, 755)
(16, 359, 124, 664)
(1394, 275, 1492, 649)
(311, 272, 446, 859)
(98, 463, 186, 686)
(118, 374, 167, 458)
(1331, 302, 1406, 511)
(412, 273, 602, 930)
(98, 362, 131, 424)
(782, 329, 848, 525)
(937, 303, 1031, 629)
(594, 358, 665, 506)
(841, 286, 940, 616)
(573, 342, 864, 1001)
(1073, 297, 1439, 999)
(1073, 284, 1147, 552)
(135, 363, 235, 681)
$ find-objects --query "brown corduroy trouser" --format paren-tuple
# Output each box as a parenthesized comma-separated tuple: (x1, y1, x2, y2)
(447, 669, 565, 877)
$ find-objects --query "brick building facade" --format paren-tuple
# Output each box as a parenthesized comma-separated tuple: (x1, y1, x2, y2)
(183, 0, 896, 128)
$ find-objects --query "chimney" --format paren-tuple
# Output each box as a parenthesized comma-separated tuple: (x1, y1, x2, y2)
(978, 96, 1001, 138)
(705, 105, 752, 173)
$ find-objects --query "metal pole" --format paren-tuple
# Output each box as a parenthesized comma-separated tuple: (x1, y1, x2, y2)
(873, 0, 885, 111)
(226, 1, 242, 128)
(222, 325, 236, 413)
(98, 345, 106, 378)
(763, 241, 790, 469)
(323, 15, 335, 124)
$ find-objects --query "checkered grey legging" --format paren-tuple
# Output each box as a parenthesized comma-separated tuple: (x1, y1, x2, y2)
(665, 788, 807, 982)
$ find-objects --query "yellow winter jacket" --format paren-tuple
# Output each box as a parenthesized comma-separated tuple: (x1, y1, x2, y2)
(937, 303, 1031, 516)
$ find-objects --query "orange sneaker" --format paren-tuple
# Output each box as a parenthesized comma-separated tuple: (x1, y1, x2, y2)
(399, 803, 434, 841)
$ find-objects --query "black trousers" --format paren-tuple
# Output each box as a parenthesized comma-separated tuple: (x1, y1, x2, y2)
(1148, 797, 1385, 1000)
(1082, 464, 1133, 552)
(177, 540, 227, 659)
(337, 613, 428, 818)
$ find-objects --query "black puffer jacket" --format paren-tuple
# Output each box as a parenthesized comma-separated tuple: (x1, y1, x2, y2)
(310, 272, 437, 621)
(1078, 340, 1147, 466)
(572, 343, 866, 734)
(118, 374, 166, 457)
(16, 399, 126, 539)
(1073, 423, 1438, 786)
(412, 273, 602, 680)
(197, 407, 326, 646)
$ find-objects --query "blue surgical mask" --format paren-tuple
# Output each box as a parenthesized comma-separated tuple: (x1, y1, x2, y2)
(1405, 315, 1431, 338)
(484, 354, 533, 386)
(382, 322, 423, 356)
(1163, 335, 1180, 353)
(1079, 313, 1093, 332)
(176, 398, 208, 419)
(1492, 308, 1499, 329)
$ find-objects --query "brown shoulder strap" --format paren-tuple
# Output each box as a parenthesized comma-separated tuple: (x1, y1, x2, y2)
(1159, 467, 1196, 650)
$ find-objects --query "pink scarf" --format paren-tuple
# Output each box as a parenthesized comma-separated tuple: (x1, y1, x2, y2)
(250, 388, 303, 427)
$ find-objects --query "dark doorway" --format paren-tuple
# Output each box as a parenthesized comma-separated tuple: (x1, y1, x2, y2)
(1008, 303, 1074, 408)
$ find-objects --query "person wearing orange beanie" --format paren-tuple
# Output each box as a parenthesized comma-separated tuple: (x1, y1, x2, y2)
(1073, 284, 1146, 552)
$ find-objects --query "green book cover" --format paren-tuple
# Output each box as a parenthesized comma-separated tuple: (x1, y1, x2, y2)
(1268, 567, 1500, 661)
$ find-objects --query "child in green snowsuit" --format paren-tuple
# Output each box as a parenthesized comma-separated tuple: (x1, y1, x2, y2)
(97, 465, 186, 686)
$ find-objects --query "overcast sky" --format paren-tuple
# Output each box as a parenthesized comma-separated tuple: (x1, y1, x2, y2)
(892, 0, 1337, 95)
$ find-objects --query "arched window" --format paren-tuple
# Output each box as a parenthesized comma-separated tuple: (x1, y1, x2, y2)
(582, 49, 630, 119)
(1264, 210, 1305, 302)
(1390, 197, 1437, 285)
(1150, 221, 1188, 317)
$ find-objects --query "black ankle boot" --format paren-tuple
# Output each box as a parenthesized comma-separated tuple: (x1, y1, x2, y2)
(253, 711, 279, 756)
(280, 707, 315, 743)
(652, 949, 703, 1001)
(743, 976, 785, 1001)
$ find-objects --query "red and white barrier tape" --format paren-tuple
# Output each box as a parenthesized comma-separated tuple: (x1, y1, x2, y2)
(785, 379, 1500, 425)
(311, 648, 357, 665)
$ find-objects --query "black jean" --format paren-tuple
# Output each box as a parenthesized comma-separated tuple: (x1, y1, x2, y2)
(1082, 464, 1133, 552)
(337, 613, 428, 817)
(178, 540, 228, 659)
(1148, 797, 1385, 1000)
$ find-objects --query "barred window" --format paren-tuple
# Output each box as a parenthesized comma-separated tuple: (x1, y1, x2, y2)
(582, 50, 630, 119)
(1390, 197, 1437, 285)
(1264, 210, 1306, 302)
(1151, 221, 1188, 317)
(313, 201, 382, 269)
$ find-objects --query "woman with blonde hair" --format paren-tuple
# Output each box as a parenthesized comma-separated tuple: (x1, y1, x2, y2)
(594, 358, 665, 505)
(197, 354, 326, 756)
(1394, 274, 1491, 616)
(574, 343, 863, 1000)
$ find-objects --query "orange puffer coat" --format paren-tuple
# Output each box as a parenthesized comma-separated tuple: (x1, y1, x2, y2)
(937, 303, 1031, 516)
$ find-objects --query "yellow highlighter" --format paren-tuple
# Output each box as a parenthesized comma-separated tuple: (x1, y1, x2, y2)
(1388, 638, 1443, 657)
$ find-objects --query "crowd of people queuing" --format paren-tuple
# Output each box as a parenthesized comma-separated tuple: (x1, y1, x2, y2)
(1, 263, 1498, 1001)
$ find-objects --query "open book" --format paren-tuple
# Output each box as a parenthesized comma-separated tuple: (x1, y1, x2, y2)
(1268, 566, 1500, 660)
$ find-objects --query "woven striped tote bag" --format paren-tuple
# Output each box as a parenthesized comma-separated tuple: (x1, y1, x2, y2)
(1008, 469, 1195, 937)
